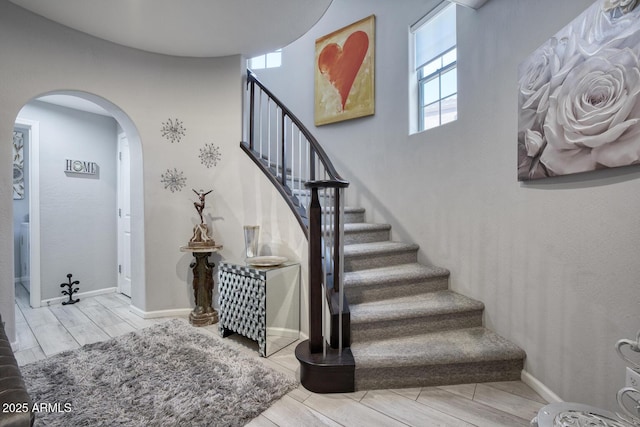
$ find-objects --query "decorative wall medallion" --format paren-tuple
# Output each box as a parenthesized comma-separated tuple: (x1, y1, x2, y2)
(199, 143, 222, 168)
(13, 131, 24, 200)
(160, 168, 187, 192)
(161, 118, 186, 144)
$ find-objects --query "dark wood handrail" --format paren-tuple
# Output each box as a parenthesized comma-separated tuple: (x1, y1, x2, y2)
(247, 70, 345, 183)
(305, 179, 350, 189)
(242, 69, 353, 390)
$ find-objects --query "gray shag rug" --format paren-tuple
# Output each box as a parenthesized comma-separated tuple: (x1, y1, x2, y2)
(21, 319, 297, 426)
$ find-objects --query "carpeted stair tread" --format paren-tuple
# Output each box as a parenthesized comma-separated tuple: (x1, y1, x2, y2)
(350, 290, 484, 324)
(344, 241, 419, 257)
(320, 206, 365, 223)
(351, 327, 525, 369)
(344, 222, 391, 233)
(344, 263, 449, 289)
(344, 241, 420, 271)
(343, 223, 392, 244)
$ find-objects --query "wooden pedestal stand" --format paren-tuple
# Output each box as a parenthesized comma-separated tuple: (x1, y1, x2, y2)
(180, 245, 222, 327)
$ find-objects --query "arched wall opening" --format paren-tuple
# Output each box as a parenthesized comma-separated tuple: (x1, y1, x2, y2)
(13, 90, 145, 311)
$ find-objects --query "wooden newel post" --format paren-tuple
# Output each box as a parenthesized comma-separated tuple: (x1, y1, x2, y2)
(308, 186, 323, 353)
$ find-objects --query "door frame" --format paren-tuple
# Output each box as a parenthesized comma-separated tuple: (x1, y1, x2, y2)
(14, 117, 41, 308)
(117, 131, 131, 296)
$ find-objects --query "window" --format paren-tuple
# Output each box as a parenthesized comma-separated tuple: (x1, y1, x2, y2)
(248, 49, 282, 70)
(411, 3, 457, 132)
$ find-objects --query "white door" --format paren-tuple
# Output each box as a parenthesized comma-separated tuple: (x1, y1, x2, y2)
(117, 133, 132, 297)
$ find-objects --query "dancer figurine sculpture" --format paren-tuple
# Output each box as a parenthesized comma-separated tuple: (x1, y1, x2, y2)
(193, 189, 212, 224)
(189, 189, 216, 248)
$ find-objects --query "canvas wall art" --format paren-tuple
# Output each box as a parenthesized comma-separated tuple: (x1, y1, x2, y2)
(517, 0, 640, 181)
(315, 15, 375, 126)
(13, 131, 24, 200)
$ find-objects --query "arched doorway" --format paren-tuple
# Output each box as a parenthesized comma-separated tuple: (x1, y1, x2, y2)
(14, 90, 145, 309)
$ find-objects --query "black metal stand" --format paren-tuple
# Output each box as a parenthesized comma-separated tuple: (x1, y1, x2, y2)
(60, 273, 80, 305)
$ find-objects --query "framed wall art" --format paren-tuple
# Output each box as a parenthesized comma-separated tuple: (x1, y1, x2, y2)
(13, 131, 24, 199)
(518, 0, 640, 181)
(315, 15, 375, 126)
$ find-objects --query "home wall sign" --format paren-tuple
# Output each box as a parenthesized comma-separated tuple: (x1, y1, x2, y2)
(65, 159, 98, 175)
(517, 0, 640, 181)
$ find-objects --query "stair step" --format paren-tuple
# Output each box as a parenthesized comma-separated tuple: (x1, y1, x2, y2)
(344, 223, 391, 244)
(350, 291, 484, 341)
(344, 207, 365, 224)
(318, 206, 365, 224)
(344, 263, 450, 303)
(344, 241, 419, 272)
(351, 327, 525, 390)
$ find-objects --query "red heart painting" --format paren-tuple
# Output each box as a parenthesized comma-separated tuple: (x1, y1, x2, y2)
(318, 30, 369, 111)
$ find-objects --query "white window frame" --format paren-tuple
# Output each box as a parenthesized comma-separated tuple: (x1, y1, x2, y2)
(410, 2, 457, 134)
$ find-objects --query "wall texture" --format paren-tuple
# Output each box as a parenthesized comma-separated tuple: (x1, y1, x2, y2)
(255, 0, 640, 411)
(18, 101, 118, 300)
(0, 2, 307, 343)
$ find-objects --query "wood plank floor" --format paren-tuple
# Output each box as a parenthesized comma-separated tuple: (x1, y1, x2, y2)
(12, 284, 546, 426)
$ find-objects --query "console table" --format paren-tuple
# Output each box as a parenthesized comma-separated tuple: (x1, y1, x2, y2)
(218, 261, 300, 357)
(180, 245, 222, 327)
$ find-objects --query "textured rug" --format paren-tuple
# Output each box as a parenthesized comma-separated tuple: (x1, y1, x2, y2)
(21, 319, 297, 426)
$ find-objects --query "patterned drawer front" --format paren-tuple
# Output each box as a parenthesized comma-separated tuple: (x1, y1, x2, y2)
(218, 265, 267, 355)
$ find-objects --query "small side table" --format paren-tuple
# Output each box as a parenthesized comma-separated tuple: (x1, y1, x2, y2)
(218, 261, 300, 357)
(180, 245, 222, 327)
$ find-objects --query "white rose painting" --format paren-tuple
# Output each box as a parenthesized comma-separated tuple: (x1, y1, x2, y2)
(517, 0, 640, 180)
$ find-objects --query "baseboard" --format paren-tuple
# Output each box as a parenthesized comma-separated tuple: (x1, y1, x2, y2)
(41, 287, 117, 306)
(522, 370, 563, 403)
(128, 305, 193, 319)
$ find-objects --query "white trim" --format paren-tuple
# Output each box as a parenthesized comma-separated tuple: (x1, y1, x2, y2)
(41, 287, 117, 306)
(411, 1, 452, 30)
(447, 0, 488, 10)
(522, 370, 563, 403)
(14, 117, 40, 309)
(128, 305, 192, 319)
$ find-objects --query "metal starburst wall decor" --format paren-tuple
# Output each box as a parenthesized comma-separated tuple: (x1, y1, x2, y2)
(199, 143, 222, 168)
(161, 118, 186, 144)
(160, 168, 187, 192)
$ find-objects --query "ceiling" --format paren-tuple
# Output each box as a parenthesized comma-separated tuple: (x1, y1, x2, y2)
(9, 0, 332, 58)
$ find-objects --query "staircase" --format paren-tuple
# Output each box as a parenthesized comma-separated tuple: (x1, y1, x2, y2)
(242, 69, 525, 392)
(341, 206, 525, 390)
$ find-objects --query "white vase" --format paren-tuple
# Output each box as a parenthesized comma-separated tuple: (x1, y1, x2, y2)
(243, 226, 259, 258)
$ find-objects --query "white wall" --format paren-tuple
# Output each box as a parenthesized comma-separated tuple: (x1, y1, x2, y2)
(0, 2, 307, 343)
(18, 101, 118, 300)
(255, 0, 640, 411)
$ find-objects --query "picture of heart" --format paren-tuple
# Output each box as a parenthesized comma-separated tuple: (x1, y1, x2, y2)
(318, 30, 369, 111)
(314, 15, 375, 126)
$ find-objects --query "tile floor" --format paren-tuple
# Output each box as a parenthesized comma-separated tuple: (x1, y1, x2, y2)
(12, 285, 546, 426)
